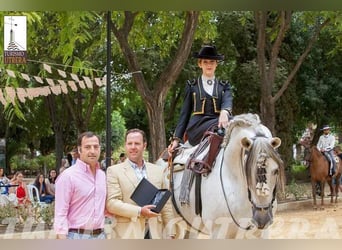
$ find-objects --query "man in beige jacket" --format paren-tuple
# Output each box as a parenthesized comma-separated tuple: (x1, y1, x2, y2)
(106, 128, 176, 239)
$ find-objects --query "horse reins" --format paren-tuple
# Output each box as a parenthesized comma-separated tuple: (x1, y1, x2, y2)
(168, 151, 207, 235)
(219, 145, 253, 230)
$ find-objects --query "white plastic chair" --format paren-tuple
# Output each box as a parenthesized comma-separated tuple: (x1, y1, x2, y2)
(27, 184, 49, 208)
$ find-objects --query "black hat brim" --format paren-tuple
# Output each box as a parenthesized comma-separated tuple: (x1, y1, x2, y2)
(193, 52, 224, 61)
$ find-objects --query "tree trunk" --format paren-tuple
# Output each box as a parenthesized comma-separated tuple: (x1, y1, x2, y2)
(54, 129, 64, 173)
(110, 11, 199, 161)
(45, 95, 64, 171)
(145, 97, 166, 162)
(260, 96, 276, 134)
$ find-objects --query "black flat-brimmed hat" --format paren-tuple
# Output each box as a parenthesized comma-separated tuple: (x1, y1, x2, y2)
(193, 45, 224, 61)
(321, 125, 331, 130)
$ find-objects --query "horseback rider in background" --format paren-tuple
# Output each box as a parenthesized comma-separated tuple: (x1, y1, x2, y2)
(317, 125, 336, 177)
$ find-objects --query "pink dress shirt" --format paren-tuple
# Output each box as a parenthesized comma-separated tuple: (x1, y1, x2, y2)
(54, 159, 106, 235)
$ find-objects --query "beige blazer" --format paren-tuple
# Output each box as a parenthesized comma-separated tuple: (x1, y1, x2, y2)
(106, 160, 175, 239)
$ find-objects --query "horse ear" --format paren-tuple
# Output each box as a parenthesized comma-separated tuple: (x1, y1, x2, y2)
(241, 137, 253, 150)
(270, 137, 281, 149)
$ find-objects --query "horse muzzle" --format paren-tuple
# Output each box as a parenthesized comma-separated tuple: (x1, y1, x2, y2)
(251, 204, 273, 229)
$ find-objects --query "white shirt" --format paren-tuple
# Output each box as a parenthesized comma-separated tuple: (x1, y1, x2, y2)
(317, 133, 335, 151)
(201, 75, 214, 95)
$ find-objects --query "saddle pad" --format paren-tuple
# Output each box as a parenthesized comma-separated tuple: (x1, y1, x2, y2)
(173, 145, 198, 165)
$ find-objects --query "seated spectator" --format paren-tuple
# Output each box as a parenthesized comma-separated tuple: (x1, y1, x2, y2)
(0, 166, 10, 195)
(33, 173, 55, 204)
(45, 169, 58, 195)
(0, 167, 18, 206)
(9, 171, 30, 206)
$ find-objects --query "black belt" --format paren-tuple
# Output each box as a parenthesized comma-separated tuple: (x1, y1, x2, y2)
(68, 228, 104, 236)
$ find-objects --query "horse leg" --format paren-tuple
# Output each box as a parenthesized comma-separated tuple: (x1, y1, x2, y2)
(320, 181, 325, 210)
(335, 176, 340, 204)
(328, 179, 334, 204)
(311, 181, 317, 210)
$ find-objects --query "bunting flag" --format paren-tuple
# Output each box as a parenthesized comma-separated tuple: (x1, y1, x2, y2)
(25, 88, 35, 100)
(58, 80, 68, 94)
(0, 89, 6, 106)
(39, 86, 51, 96)
(6, 69, 16, 78)
(5, 87, 16, 104)
(68, 80, 78, 92)
(34, 76, 44, 84)
(83, 76, 93, 89)
(21, 73, 31, 82)
(94, 78, 102, 86)
(46, 78, 55, 87)
(78, 80, 86, 89)
(57, 69, 67, 78)
(50, 85, 62, 95)
(0, 61, 130, 106)
(43, 63, 52, 73)
(70, 73, 80, 82)
(16, 88, 27, 103)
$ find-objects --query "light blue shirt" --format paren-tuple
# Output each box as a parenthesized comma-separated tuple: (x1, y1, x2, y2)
(128, 159, 147, 181)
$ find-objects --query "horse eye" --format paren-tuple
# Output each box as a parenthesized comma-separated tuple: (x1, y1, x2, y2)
(273, 169, 279, 175)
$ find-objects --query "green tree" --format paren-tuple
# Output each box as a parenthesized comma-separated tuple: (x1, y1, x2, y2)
(109, 11, 208, 160)
(254, 11, 341, 135)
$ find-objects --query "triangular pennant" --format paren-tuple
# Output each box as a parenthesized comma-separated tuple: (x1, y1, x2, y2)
(68, 80, 78, 92)
(21, 73, 31, 82)
(35, 87, 46, 97)
(5, 87, 16, 104)
(95, 77, 104, 87)
(57, 69, 67, 78)
(31, 88, 40, 98)
(70, 73, 80, 82)
(26, 88, 34, 100)
(16, 88, 27, 103)
(58, 80, 68, 94)
(43, 63, 52, 73)
(78, 80, 86, 89)
(6, 69, 16, 78)
(50, 85, 62, 95)
(83, 76, 93, 89)
(40, 86, 51, 96)
(46, 78, 55, 87)
(34, 76, 44, 84)
(0, 89, 7, 106)
(101, 76, 107, 85)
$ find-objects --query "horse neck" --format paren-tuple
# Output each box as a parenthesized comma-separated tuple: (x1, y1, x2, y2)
(221, 143, 246, 182)
(312, 148, 324, 159)
(311, 148, 328, 166)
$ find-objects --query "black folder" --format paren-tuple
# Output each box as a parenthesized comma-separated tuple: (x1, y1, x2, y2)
(130, 177, 172, 213)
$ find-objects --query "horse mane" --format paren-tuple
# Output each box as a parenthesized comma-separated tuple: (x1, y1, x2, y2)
(223, 113, 261, 146)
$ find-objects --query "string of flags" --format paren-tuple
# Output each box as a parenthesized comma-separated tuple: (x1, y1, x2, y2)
(0, 63, 109, 106)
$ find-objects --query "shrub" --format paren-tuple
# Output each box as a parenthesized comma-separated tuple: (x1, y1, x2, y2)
(285, 180, 308, 200)
(289, 162, 309, 181)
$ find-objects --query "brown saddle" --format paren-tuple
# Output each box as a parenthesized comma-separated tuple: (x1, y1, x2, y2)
(187, 131, 223, 175)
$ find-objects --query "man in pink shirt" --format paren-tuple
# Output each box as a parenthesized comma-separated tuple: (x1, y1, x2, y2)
(54, 131, 106, 239)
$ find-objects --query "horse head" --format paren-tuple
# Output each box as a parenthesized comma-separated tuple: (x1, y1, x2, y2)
(241, 130, 283, 229)
(219, 114, 283, 229)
